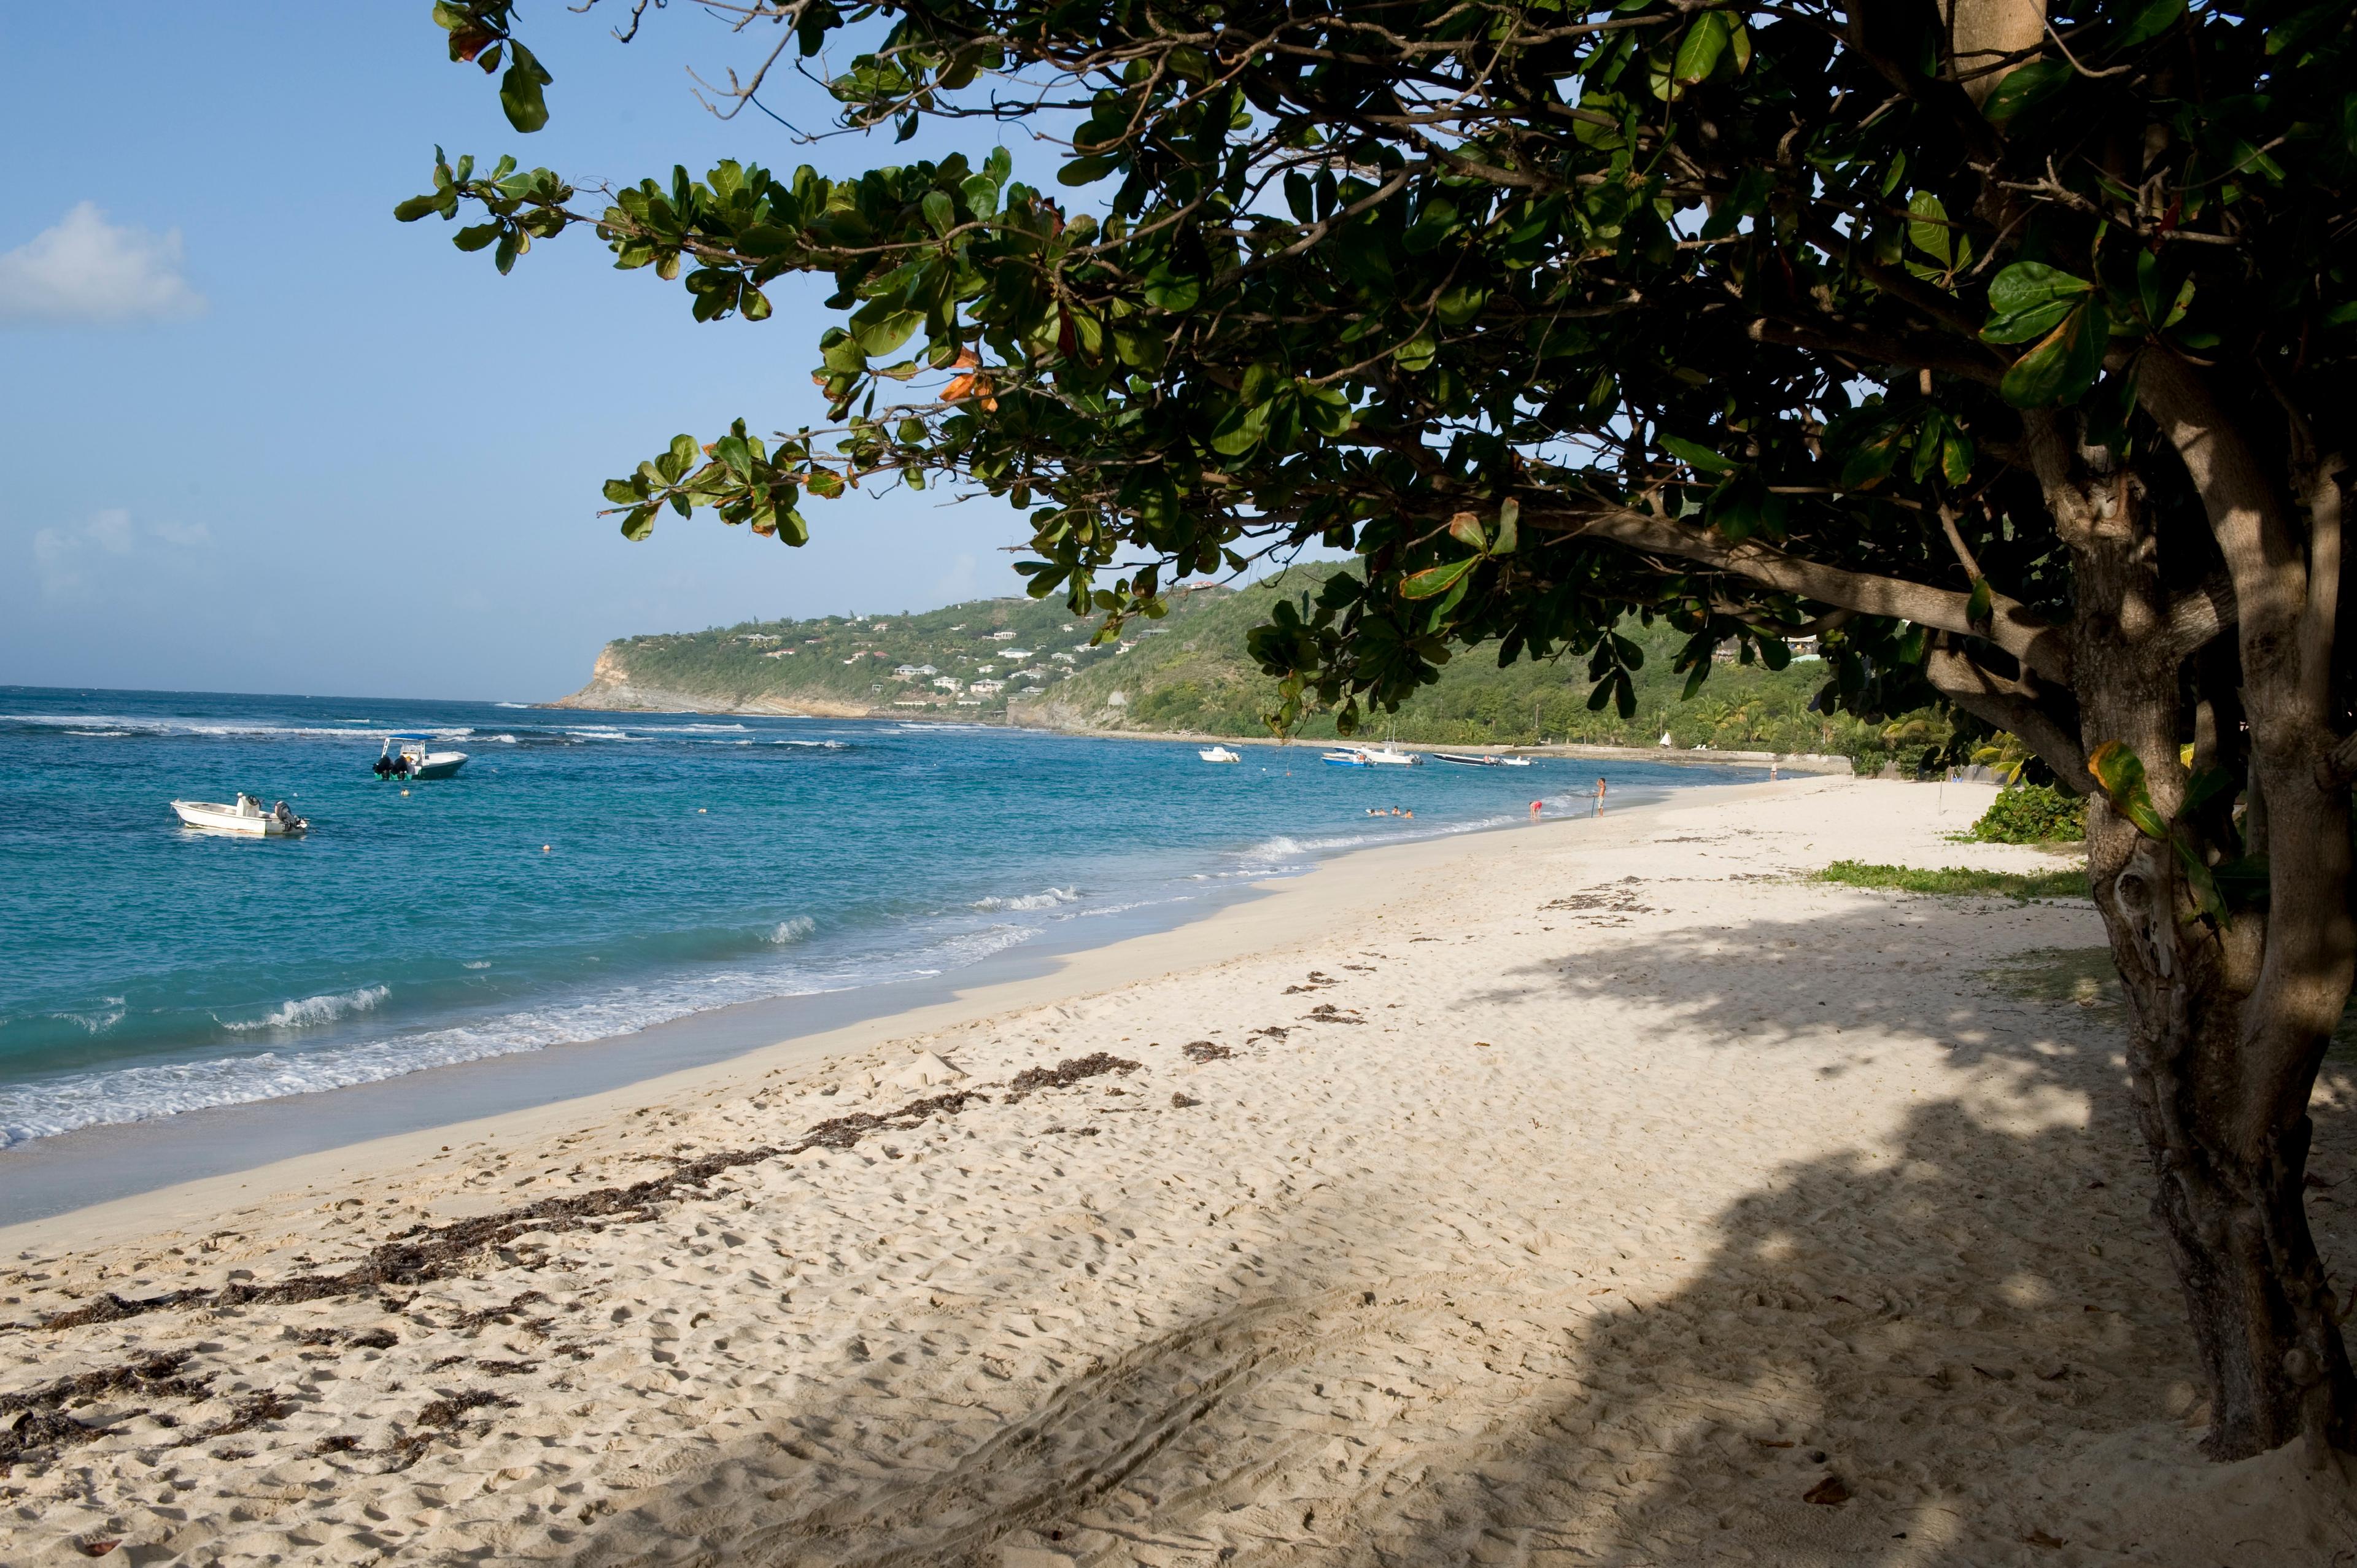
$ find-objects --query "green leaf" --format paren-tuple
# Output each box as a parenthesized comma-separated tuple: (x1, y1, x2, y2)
(1492, 498, 1519, 556)
(2088, 740, 2172, 841)
(920, 190, 954, 236)
(1673, 12, 1730, 87)
(1701, 166, 1772, 241)
(619, 506, 656, 542)
(853, 307, 926, 358)
(1941, 430, 1975, 485)
(1660, 434, 1735, 474)
(1446, 512, 1487, 551)
(1999, 299, 2109, 409)
(2182, 763, 2239, 815)
(393, 194, 444, 223)
(2114, 0, 2185, 50)
(1981, 262, 2094, 344)
(601, 478, 641, 505)
(500, 45, 552, 134)
(1400, 558, 1477, 600)
(1142, 271, 1201, 312)
(452, 223, 501, 252)
(1905, 191, 1952, 267)
(1981, 57, 2070, 125)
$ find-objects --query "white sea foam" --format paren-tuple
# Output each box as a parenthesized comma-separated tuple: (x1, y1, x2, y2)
(0, 920, 1047, 1148)
(4, 713, 467, 742)
(56, 998, 127, 1034)
(461, 960, 492, 970)
(970, 886, 1080, 912)
(765, 915, 817, 944)
(221, 985, 390, 1033)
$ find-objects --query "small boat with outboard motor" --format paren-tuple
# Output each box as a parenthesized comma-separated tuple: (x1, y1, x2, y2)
(1433, 751, 1534, 768)
(374, 733, 468, 781)
(171, 794, 308, 836)
(1198, 745, 1242, 763)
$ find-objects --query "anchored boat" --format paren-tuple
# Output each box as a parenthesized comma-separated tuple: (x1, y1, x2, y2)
(171, 794, 308, 836)
(1433, 751, 1535, 768)
(374, 733, 468, 781)
(1198, 745, 1242, 763)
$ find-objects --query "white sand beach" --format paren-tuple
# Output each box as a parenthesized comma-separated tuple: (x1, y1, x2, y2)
(5, 778, 2355, 1565)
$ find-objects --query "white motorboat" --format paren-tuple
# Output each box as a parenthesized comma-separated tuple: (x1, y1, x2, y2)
(1198, 745, 1242, 763)
(1322, 748, 1373, 767)
(1359, 745, 1423, 766)
(1436, 751, 1533, 768)
(171, 794, 307, 836)
(374, 733, 468, 781)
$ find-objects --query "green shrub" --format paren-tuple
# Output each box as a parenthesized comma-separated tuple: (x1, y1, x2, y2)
(1968, 784, 2087, 844)
(1816, 861, 2089, 900)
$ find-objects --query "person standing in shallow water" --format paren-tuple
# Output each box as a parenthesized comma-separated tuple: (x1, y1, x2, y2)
(1592, 776, 1607, 816)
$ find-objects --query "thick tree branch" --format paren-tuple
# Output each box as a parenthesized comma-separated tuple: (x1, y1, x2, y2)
(1528, 498, 2074, 685)
(1925, 637, 2096, 794)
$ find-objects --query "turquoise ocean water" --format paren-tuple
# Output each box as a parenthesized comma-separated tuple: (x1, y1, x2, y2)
(0, 686, 1760, 1148)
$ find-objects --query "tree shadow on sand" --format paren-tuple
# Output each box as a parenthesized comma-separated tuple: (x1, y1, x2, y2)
(567, 892, 2357, 1567)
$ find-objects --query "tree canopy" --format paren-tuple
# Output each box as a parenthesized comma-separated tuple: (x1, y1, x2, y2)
(409, 0, 2349, 745)
(409, 0, 2357, 1462)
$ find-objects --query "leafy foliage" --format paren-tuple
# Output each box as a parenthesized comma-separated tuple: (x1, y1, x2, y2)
(1967, 783, 2090, 844)
(400, 1, 2357, 747)
(1814, 860, 2090, 901)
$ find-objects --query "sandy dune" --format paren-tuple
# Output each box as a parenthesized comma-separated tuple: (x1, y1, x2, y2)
(5, 779, 2355, 1565)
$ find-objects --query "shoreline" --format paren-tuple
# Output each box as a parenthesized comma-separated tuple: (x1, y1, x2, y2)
(0, 781, 1720, 1249)
(538, 693, 1861, 771)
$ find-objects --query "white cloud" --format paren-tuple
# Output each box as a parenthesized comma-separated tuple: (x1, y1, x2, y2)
(0, 203, 204, 325)
(31, 509, 210, 597)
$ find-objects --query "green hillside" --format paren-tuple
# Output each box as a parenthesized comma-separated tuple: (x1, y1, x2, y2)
(562, 568, 1925, 762)
(1016, 568, 1913, 757)
(556, 591, 1233, 717)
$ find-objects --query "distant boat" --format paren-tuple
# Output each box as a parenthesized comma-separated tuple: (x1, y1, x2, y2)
(1198, 745, 1242, 763)
(172, 794, 307, 836)
(1322, 749, 1374, 767)
(1433, 751, 1534, 768)
(1359, 746, 1423, 767)
(374, 733, 468, 781)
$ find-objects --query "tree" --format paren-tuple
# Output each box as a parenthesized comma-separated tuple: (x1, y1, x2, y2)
(407, 0, 2357, 1460)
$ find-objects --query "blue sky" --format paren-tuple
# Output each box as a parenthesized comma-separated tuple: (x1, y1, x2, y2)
(0, 5, 1047, 700)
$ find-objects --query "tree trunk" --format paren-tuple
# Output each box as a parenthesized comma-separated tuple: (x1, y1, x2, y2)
(2031, 396, 2357, 1459)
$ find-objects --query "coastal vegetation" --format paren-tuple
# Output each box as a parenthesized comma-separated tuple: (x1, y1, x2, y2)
(414, 1, 2357, 1461)
(1966, 782, 2090, 845)
(578, 573, 1934, 756)
(1815, 860, 2089, 902)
